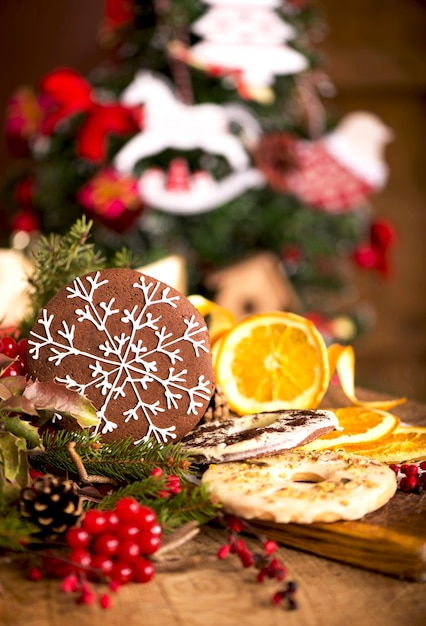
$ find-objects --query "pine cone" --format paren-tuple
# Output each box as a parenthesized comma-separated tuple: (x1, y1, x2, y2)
(20, 474, 84, 540)
(202, 386, 230, 423)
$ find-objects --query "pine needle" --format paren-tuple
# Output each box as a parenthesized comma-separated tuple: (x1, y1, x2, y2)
(30, 430, 196, 483)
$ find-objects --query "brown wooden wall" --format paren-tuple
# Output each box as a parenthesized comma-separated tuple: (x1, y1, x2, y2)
(0, 0, 425, 401)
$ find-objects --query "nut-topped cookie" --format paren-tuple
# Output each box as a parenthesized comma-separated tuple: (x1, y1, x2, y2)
(28, 268, 215, 443)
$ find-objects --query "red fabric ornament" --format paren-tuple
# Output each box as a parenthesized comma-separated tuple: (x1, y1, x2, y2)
(353, 219, 397, 277)
(76, 167, 144, 232)
(39, 68, 140, 163)
(5, 87, 42, 157)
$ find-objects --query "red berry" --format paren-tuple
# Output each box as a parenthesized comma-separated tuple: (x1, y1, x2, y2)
(0, 336, 18, 358)
(400, 464, 418, 477)
(399, 475, 418, 492)
(272, 590, 285, 605)
(65, 527, 90, 550)
(117, 540, 141, 562)
(150, 467, 163, 479)
(91, 555, 115, 578)
(111, 561, 133, 585)
(28, 566, 43, 581)
(217, 545, 231, 560)
(17, 338, 29, 358)
(115, 497, 141, 523)
(99, 593, 113, 609)
(263, 540, 278, 555)
(226, 516, 246, 533)
(81, 509, 108, 535)
(419, 461, 426, 471)
(60, 573, 79, 593)
(131, 558, 155, 584)
(136, 532, 161, 555)
(2, 361, 23, 377)
(135, 505, 157, 530)
(105, 510, 120, 533)
(79, 587, 97, 605)
(68, 548, 92, 573)
(93, 532, 120, 557)
(240, 550, 254, 568)
(116, 523, 140, 541)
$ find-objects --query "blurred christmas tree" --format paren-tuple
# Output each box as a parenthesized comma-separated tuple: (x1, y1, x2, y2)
(0, 0, 397, 339)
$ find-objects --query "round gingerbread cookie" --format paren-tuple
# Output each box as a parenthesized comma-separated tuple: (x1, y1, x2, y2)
(27, 268, 215, 444)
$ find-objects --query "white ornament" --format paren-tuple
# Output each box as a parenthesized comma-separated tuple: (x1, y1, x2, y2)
(169, 0, 308, 102)
(323, 111, 394, 187)
(139, 166, 265, 215)
(28, 271, 212, 444)
(114, 71, 261, 175)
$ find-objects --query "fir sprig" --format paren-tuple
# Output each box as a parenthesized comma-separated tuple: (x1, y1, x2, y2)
(98, 479, 220, 532)
(30, 430, 195, 483)
(19, 217, 139, 337)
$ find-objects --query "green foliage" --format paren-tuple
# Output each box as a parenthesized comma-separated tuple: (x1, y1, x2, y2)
(0, 431, 29, 506)
(98, 477, 219, 532)
(18, 217, 141, 337)
(30, 430, 196, 483)
(28, 429, 218, 532)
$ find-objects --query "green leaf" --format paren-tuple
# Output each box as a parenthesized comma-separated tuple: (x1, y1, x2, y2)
(22, 380, 99, 429)
(2, 416, 41, 448)
(0, 431, 29, 505)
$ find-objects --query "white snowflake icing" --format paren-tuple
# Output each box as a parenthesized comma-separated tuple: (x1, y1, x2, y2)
(28, 271, 212, 444)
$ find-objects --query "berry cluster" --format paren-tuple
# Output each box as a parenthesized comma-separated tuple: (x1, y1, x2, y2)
(0, 335, 29, 377)
(150, 467, 182, 497)
(217, 515, 297, 610)
(390, 461, 426, 493)
(31, 497, 161, 608)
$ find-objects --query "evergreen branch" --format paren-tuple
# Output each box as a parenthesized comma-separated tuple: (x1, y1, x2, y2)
(20, 217, 106, 336)
(111, 246, 141, 269)
(30, 430, 196, 483)
(98, 479, 220, 532)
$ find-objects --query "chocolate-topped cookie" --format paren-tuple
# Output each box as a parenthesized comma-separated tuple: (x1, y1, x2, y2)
(28, 268, 215, 443)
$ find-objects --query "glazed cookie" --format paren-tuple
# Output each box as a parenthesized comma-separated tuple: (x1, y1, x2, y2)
(28, 268, 215, 443)
(180, 409, 339, 463)
(201, 449, 397, 523)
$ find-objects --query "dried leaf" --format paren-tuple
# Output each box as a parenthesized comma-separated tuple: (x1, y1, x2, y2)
(23, 380, 99, 429)
(0, 432, 30, 504)
(0, 354, 14, 372)
(0, 376, 28, 400)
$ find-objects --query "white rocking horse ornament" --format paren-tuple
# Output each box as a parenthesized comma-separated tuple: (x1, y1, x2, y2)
(113, 70, 261, 175)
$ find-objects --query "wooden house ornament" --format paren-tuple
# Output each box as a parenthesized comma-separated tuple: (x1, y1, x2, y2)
(205, 252, 301, 320)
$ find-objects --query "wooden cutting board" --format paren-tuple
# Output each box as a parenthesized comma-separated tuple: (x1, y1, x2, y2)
(250, 386, 426, 582)
(251, 490, 426, 582)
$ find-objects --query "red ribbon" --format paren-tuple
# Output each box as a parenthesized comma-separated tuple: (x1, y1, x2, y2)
(40, 67, 139, 163)
(353, 219, 397, 277)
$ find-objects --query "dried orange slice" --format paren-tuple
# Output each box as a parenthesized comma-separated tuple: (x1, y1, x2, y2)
(214, 311, 329, 415)
(299, 406, 400, 452)
(337, 425, 426, 463)
(187, 295, 236, 346)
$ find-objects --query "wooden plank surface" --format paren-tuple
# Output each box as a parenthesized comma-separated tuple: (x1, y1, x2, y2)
(1, 387, 426, 626)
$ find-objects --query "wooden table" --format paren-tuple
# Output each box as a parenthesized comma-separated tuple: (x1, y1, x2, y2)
(1, 387, 425, 626)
